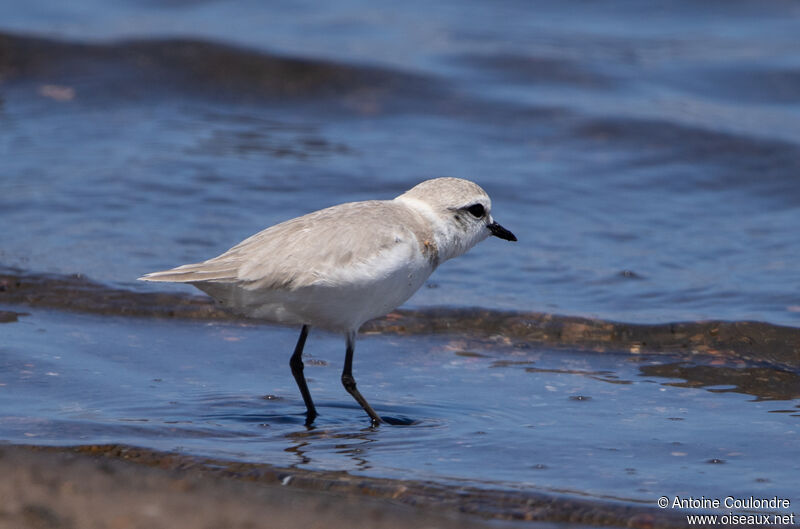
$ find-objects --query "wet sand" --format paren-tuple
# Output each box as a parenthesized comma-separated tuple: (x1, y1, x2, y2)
(1, 444, 690, 529)
(0, 271, 795, 527)
(0, 444, 496, 529)
(2, 269, 799, 370)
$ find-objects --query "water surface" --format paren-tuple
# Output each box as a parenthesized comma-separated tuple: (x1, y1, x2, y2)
(1, 307, 798, 513)
(1, 1, 799, 324)
(1, 0, 799, 524)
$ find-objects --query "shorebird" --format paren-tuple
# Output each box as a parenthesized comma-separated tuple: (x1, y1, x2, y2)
(140, 177, 516, 425)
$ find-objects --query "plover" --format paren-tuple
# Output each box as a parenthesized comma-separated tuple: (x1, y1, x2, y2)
(140, 177, 516, 425)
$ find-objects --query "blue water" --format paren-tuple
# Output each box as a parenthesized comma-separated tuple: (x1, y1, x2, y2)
(1, 0, 799, 325)
(1, 308, 798, 507)
(1, 0, 800, 521)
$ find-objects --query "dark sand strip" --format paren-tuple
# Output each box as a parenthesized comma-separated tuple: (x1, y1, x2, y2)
(0, 444, 690, 529)
(0, 444, 497, 529)
(1, 269, 798, 369)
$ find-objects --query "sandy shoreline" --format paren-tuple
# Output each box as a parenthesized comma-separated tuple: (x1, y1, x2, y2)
(0, 443, 690, 529)
(2, 269, 799, 370)
(0, 444, 498, 529)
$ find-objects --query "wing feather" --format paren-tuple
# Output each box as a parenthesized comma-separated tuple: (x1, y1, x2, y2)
(139, 200, 435, 290)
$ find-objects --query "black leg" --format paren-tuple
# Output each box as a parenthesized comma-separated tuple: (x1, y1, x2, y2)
(341, 330, 381, 426)
(289, 325, 316, 425)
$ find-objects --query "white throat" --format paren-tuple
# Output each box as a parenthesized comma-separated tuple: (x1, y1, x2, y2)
(395, 195, 484, 263)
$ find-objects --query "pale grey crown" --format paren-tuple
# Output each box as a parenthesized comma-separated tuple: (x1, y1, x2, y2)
(397, 177, 492, 218)
(397, 177, 496, 262)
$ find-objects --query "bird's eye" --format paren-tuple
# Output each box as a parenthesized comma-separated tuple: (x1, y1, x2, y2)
(466, 204, 485, 218)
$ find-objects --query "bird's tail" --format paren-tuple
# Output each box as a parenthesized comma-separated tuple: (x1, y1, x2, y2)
(138, 261, 238, 283)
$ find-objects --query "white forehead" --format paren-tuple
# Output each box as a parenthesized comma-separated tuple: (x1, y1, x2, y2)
(396, 177, 491, 210)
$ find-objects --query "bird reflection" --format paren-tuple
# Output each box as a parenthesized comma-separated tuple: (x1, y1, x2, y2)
(284, 423, 378, 470)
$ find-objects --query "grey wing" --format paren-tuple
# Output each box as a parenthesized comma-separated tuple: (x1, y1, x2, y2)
(139, 201, 430, 289)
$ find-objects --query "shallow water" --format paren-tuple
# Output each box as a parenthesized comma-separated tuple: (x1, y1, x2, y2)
(1, 0, 800, 523)
(1, 308, 798, 510)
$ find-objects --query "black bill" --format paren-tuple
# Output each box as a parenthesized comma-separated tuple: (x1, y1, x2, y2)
(487, 222, 517, 242)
